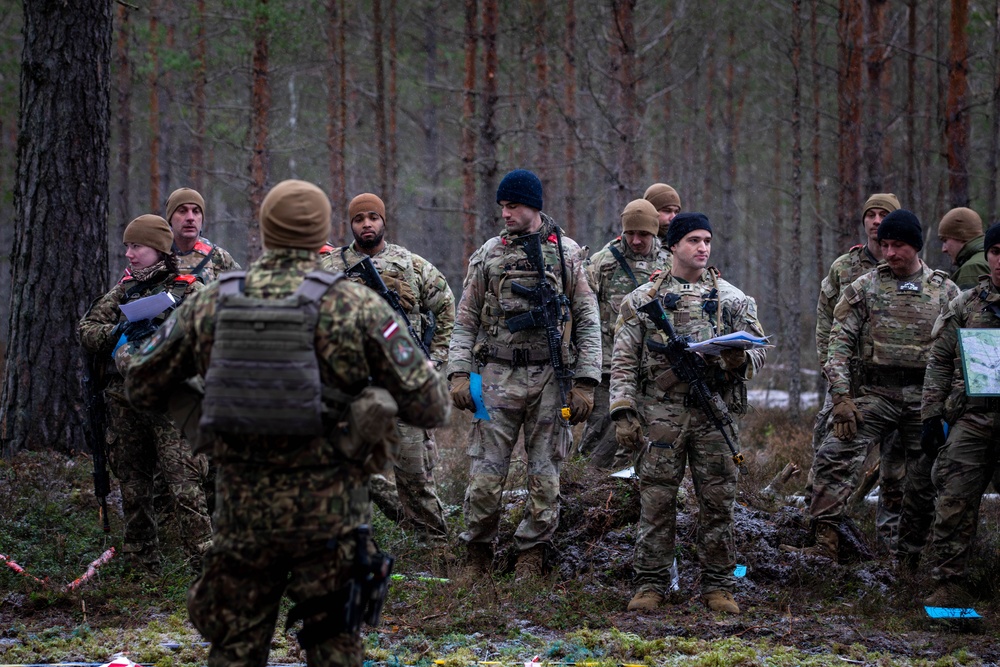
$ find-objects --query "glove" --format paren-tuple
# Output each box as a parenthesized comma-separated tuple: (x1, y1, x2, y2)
(831, 396, 862, 441)
(567, 383, 595, 425)
(383, 275, 417, 313)
(613, 410, 645, 452)
(121, 319, 158, 343)
(450, 373, 475, 412)
(719, 348, 747, 370)
(920, 416, 946, 459)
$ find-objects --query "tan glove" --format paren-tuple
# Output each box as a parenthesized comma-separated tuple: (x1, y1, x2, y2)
(450, 373, 475, 412)
(831, 396, 862, 441)
(567, 383, 595, 425)
(383, 275, 417, 313)
(719, 348, 747, 370)
(613, 410, 645, 452)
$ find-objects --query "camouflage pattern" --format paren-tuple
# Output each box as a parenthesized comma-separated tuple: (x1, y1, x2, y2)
(175, 236, 240, 284)
(610, 268, 766, 594)
(922, 277, 1000, 584)
(815, 244, 879, 364)
(322, 242, 454, 546)
(126, 248, 449, 667)
(812, 263, 958, 547)
(77, 263, 212, 569)
(950, 236, 989, 290)
(578, 236, 671, 467)
(447, 214, 601, 552)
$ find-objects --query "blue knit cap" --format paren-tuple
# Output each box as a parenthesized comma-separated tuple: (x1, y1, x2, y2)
(496, 169, 543, 210)
(878, 209, 923, 250)
(985, 221, 1000, 253)
(665, 212, 712, 249)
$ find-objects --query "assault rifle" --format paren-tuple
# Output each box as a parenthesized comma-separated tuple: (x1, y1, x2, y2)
(506, 231, 574, 422)
(347, 256, 430, 357)
(82, 351, 111, 532)
(637, 298, 748, 474)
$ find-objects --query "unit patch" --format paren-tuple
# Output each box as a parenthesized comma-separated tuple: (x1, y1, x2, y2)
(897, 281, 921, 293)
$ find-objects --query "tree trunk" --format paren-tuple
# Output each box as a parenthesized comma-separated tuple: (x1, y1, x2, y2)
(945, 0, 970, 208)
(836, 0, 863, 249)
(325, 0, 347, 244)
(191, 0, 207, 191)
(811, 0, 824, 287)
(388, 0, 399, 212)
(115, 2, 132, 242)
(562, 0, 577, 237)
(248, 0, 271, 259)
(988, 0, 1000, 223)
(905, 0, 916, 204)
(532, 0, 550, 186)
(789, 0, 804, 419)
(863, 0, 888, 194)
(477, 0, 499, 245)
(461, 0, 478, 266)
(373, 0, 388, 197)
(2, 0, 112, 456)
(609, 0, 638, 227)
(148, 0, 161, 212)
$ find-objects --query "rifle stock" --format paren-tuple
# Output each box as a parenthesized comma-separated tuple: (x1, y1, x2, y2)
(347, 256, 431, 357)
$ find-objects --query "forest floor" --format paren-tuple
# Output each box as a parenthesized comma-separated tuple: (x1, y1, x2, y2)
(1, 406, 998, 667)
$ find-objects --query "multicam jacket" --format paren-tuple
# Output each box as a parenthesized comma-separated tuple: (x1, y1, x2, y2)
(585, 236, 671, 373)
(816, 244, 879, 364)
(446, 213, 601, 382)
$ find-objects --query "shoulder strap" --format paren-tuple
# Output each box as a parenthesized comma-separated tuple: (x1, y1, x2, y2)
(217, 271, 247, 296)
(607, 243, 639, 288)
(295, 270, 345, 302)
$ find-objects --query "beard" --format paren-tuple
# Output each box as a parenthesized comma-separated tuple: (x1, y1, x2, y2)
(355, 229, 385, 250)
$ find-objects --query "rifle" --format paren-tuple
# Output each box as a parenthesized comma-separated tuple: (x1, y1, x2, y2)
(505, 231, 574, 423)
(82, 351, 111, 532)
(636, 297, 748, 474)
(347, 256, 430, 357)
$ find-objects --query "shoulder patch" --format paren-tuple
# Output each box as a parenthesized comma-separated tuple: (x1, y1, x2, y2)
(619, 298, 637, 323)
(843, 284, 863, 305)
(376, 316, 417, 368)
(174, 274, 197, 285)
(193, 240, 214, 255)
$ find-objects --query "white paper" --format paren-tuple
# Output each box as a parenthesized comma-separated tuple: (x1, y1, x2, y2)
(685, 331, 772, 356)
(119, 291, 176, 322)
(610, 466, 636, 479)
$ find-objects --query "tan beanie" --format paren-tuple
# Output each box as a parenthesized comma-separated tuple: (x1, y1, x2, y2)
(862, 192, 900, 218)
(938, 207, 983, 242)
(259, 180, 331, 251)
(643, 183, 681, 211)
(165, 187, 206, 224)
(348, 193, 386, 225)
(123, 215, 174, 254)
(621, 199, 659, 235)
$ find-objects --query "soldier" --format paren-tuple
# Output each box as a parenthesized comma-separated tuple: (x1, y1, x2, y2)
(785, 210, 959, 563)
(78, 214, 213, 574)
(611, 212, 766, 614)
(447, 168, 602, 577)
(320, 193, 455, 569)
(643, 182, 682, 243)
(937, 207, 988, 290)
(811, 193, 901, 543)
(579, 199, 671, 469)
(126, 180, 449, 667)
(919, 222, 1000, 606)
(165, 187, 240, 283)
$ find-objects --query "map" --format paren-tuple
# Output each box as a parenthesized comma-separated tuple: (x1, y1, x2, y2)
(957, 329, 1000, 396)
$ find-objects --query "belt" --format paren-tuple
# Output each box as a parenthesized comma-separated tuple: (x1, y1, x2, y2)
(862, 366, 925, 387)
(966, 396, 1000, 412)
(486, 346, 550, 367)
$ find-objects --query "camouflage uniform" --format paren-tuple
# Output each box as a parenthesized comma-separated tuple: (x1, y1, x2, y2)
(610, 268, 766, 596)
(949, 236, 989, 290)
(447, 214, 601, 553)
(126, 248, 449, 667)
(322, 242, 455, 547)
(78, 264, 213, 570)
(579, 236, 671, 468)
(814, 263, 958, 552)
(175, 236, 240, 283)
(922, 277, 1000, 586)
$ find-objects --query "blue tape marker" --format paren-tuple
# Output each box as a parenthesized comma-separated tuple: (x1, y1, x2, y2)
(924, 605, 980, 619)
(470, 372, 491, 421)
(111, 333, 128, 358)
(734, 565, 747, 578)
(943, 421, 949, 437)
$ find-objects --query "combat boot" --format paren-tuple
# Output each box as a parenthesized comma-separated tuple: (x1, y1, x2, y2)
(627, 589, 664, 611)
(514, 545, 545, 580)
(465, 542, 493, 575)
(703, 590, 740, 614)
(780, 521, 838, 561)
(923, 582, 972, 608)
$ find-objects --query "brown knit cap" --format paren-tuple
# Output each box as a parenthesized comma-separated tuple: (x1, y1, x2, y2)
(862, 193, 900, 218)
(938, 207, 984, 242)
(123, 215, 174, 254)
(643, 183, 681, 211)
(348, 193, 386, 225)
(621, 199, 659, 235)
(165, 187, 206, 224)
(259, 180, 331, 251)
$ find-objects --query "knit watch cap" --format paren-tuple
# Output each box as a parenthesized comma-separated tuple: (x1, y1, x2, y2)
(985, 222, 1000, 253)
(877, 209, 923, 251)
(496, 169, 543, 210)
(621, 199, 659, 235)
(123, 215, 174, 255)
(862, 192, 900, 218)
(644, 183, 682, 211)
(348, 193, 386, 224)
(165, 188, 206, 224)
(665, 212, 712, 249)
(938, 207, 984, 242)
(260, 180, 331, 251)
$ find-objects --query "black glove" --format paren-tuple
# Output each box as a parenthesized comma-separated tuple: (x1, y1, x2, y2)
(920, 416, 946, 459)
(120, 319, 158, 343)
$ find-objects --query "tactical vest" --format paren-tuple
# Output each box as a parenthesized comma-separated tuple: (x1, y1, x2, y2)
(959, 279, 1000, 328)
(596, 240, 669, 346)
(176, 239, 217, 280)
(200, 270, 343, 436)
(119, 273, 196, 326)
(338, 245, 423, 333)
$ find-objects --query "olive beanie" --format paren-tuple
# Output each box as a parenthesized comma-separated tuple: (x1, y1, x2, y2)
(165, 188, 206, 224)
(621, 199, 659, 235)
(938, 207, 984, 242)
(644, 183, 681, 211)
(123, 215, 174, 254)
(862, 192, 900, 218)
(259, 180, 331, 251)
(348, 193, 386, 224)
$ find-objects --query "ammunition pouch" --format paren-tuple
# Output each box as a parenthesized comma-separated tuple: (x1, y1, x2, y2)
(485, 345, 550, 367)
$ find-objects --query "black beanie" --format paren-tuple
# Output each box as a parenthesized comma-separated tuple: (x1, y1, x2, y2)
(496, 169, 543, 210)
(985, 222, 1000, 253)
(877, 209, 923, 250)
(666, 212, 712, 249)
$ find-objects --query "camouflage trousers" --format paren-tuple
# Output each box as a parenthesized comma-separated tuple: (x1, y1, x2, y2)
(926, 409, 1000, 585)
(577, 376, 625, 469)
(371, 424, 448, 547)
(460, 362, 570, 552)
(634, 389, 739, 595)
(105, 382, 212, 569)
(811, 389, 921, 550)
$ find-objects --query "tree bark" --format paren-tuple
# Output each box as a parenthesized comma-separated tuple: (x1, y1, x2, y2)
(905, 0, 916, 205)
(461, 0, 478, 266)
(248, 0, 271, 259)
(945, 0, 970, 208)
(115, 2, 132, 242)
(325, 0, 347, 244)
(2, 0, 112, 456)
(388, 0, 399, 213)
(609, 0, 638, 226)
(836, 0, 863, 249)
(191, 0, 207, 191)
(789, 0, 804, 419)
(373, 0, 388, 197)
(562, 0, 577, 237)
(148, 0, 161, 212)
(532, 0, 550, 185)
(863, 0, 888, 194)
(988, 0, 1000, 223)
(477, 0, 499, 245)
